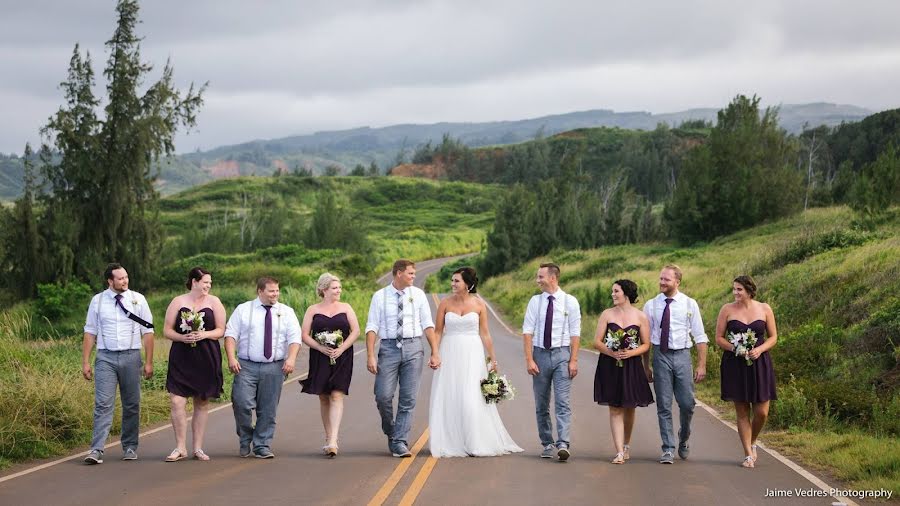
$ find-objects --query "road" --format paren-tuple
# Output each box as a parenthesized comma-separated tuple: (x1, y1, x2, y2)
(0, 256, 850, 505)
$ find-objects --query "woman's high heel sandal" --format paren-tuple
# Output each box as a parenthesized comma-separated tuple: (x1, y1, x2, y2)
(751, 444, 758, 462)
(325, 446, 338, 457)
(741, 455, 755, 468)
(623, 444, 630, 461)
(611, 452, 625, 464)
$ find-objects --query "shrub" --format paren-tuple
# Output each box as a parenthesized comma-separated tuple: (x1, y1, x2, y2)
(34, 281, 93, 322)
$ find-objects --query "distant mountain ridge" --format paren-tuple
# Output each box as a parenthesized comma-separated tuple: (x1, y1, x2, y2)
(0, 102, 875, 199)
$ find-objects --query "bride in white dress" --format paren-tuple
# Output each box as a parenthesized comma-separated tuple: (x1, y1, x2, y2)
(429, 267, 523, 458)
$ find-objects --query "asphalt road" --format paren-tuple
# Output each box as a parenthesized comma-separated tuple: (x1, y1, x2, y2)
(0, 256, 848, 505)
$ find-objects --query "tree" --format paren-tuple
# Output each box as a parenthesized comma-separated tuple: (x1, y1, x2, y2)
(1, 143, 43, 297)
(667, 94, 802, 242)
(350, 164, 366, 176)
(34, 0, 204, 288)
(848, 144, 900, 216)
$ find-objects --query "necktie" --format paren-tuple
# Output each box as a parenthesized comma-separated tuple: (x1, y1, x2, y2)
(114, 293, 126, 312)
(263, 304, 273, 359)
(396, 292, 404, 339)
(543, 295, 555, 349)
(660, 297, 674, 352)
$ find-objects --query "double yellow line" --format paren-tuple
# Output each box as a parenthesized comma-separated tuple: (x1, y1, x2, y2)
(366, 294, 444, 506)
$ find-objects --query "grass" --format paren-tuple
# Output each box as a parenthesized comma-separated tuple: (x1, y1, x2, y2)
(481, 206, 900, 494)
(0, 175, 496, 469)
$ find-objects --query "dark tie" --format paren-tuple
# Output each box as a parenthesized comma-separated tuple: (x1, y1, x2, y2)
(660, 297, 674, 352)
(396, 292, 404, 339)
(543, 295, 555, 350)
(114, 293, 126, 312)
(263, 305, 273, 359)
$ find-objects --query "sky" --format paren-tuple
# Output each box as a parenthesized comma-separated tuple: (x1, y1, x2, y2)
(2, 0, 899, 155)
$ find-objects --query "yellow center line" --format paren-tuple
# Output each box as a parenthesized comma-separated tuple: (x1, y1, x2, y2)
(398, 455, 438, 506)
(367, 428, 431, 506)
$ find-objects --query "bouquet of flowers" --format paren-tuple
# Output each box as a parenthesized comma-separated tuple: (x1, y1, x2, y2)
(179, 310, 205, 347)
(314, 329, 344, 365)
(727, 329, 758, 366)
(481, 358, 515, 404)
(605, 327, 641, 367)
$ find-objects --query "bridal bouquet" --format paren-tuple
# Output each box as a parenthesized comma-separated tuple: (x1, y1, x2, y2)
(314, 329, 344, 365)
(605, 327, 640, 367)
(481, 358, 515, 404)
(727, 329, 758, 366)
(179, 310, 205, 347)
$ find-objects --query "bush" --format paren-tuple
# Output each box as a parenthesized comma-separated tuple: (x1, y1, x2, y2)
(34, 281, 93, 322)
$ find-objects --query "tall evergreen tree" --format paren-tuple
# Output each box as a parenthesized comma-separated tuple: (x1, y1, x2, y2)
(37, 0, 204, 288)
(2, 144, 43, 297)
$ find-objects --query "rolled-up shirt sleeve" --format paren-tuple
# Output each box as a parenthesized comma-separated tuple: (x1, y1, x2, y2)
(690, 299, 709, 345)
(137, 294, 154, 335)
(522, 296, 538, 335)
(84, 295, 100, 335)
(284, 308, 302, 346)
(364, 290, 382, 335)
(417, 291, 435, 330)
(225, 304, 243, 341)
(567, 295, 582, 338)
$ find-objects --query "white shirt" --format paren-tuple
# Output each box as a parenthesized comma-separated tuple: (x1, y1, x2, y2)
(84, 289, 153, 351)
(365, 284, 435, 339)
(522, 288, 581, 348)
(643, 291, 708, 349)
(225, 298, 302, 362)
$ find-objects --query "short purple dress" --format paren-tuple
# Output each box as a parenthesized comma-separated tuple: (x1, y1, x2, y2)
(166, 307, 224, 400)
(593, 323, 654, 408)
(720, 319, 777, 403)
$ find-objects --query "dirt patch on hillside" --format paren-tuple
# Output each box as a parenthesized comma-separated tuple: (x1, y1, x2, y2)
(206, 160, 240, 178)
(390, 162, 446, 179)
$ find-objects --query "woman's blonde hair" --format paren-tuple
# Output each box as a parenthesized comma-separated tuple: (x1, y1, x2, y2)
(316, 272, 341, 298)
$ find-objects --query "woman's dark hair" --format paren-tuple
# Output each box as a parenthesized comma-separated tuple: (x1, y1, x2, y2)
(614, 279, 639, 304)
(186, 267, 211, 290)
(733, 275, 757, 299)
(453, 267, 479, 294)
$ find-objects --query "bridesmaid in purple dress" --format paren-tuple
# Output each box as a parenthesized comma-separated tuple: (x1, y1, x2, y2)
(299, 273, 360, 457)
(715, 275, 778, 469)
(593, 280, 653, 464)
(162, 267, 227, 462)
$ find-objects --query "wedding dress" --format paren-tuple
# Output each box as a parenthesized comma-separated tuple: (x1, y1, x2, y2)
(428, 312, 523, 457)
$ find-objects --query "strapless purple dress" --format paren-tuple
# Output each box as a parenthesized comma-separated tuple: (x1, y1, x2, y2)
(720, 319, 777, 402)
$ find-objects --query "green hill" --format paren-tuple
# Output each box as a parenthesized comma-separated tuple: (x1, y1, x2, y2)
(478, 206, 899, 492)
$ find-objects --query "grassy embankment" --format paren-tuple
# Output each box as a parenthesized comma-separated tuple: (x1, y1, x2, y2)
(0, 175, 501, 469)
(478, 206, 900, 494)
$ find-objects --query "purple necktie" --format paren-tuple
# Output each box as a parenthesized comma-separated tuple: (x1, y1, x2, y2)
(543, 295, 555, 350)
(660, 297, 674, 352)
(263, 305, 273, 359)
(114, 293, 126, 312)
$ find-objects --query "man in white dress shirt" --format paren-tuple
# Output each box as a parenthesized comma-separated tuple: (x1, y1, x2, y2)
(365, 259, 439, 457)
(82, 263, 155, 464)
(522, 263, 581, 461)
(224, 277, 302, 459)
(642, 264, 708, 464)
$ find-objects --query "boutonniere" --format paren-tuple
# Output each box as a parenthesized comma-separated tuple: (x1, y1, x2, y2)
(276, 309, 283, 318)
(686, 311, 693, 318)
(408, 296, 414, 305)
(564, 311, 569, 317)
(131, 299, 139, 306)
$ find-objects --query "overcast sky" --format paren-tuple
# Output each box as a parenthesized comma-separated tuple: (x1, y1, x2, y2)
(2, 0, 899, 155)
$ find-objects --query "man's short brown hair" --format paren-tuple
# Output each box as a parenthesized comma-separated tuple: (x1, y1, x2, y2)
(392, 259, 416, 276)
(539, 262, 561, 279)
(256, 276, 279, 291)
(662, 264, 683, 282)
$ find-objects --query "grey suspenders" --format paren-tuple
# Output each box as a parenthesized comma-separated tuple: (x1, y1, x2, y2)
(95, 293, 140, 350)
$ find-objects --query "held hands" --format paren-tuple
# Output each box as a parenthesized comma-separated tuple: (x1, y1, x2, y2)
(185, 331, 202, 345)
(747, 348, 763, 361)
(428, 354, 441, 370)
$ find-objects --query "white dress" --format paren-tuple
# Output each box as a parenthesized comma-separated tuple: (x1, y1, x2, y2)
(428, 312, 523, 457)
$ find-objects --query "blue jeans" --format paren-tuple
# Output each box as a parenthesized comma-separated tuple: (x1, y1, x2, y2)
(91, 349, 142, 451)
(231, 359, 285, 452)
(532, 346, 572, 448)
(652, 346, 695, 452)
(374, 337, 424, 447)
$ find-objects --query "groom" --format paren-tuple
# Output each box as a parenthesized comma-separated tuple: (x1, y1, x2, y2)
(522, 262, 581, 461)
(365, 259, 440, 457)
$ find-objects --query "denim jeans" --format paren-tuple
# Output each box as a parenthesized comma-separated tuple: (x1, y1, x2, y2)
(531, 346, 572, 448)
(231, 359, 285, 452)
(374, 337, 424, 447)
(91, 349, 142, 451)
(652, 346, 695, 452)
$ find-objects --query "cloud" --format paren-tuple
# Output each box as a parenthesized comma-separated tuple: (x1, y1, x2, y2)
(2, 0, 899, 154)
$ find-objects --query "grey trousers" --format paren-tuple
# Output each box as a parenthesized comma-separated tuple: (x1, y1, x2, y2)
(374, 337, 424, 447)
(231, 359, 285, 452)
(90, 349, 142, 451)
(652, 346, 696, 452)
